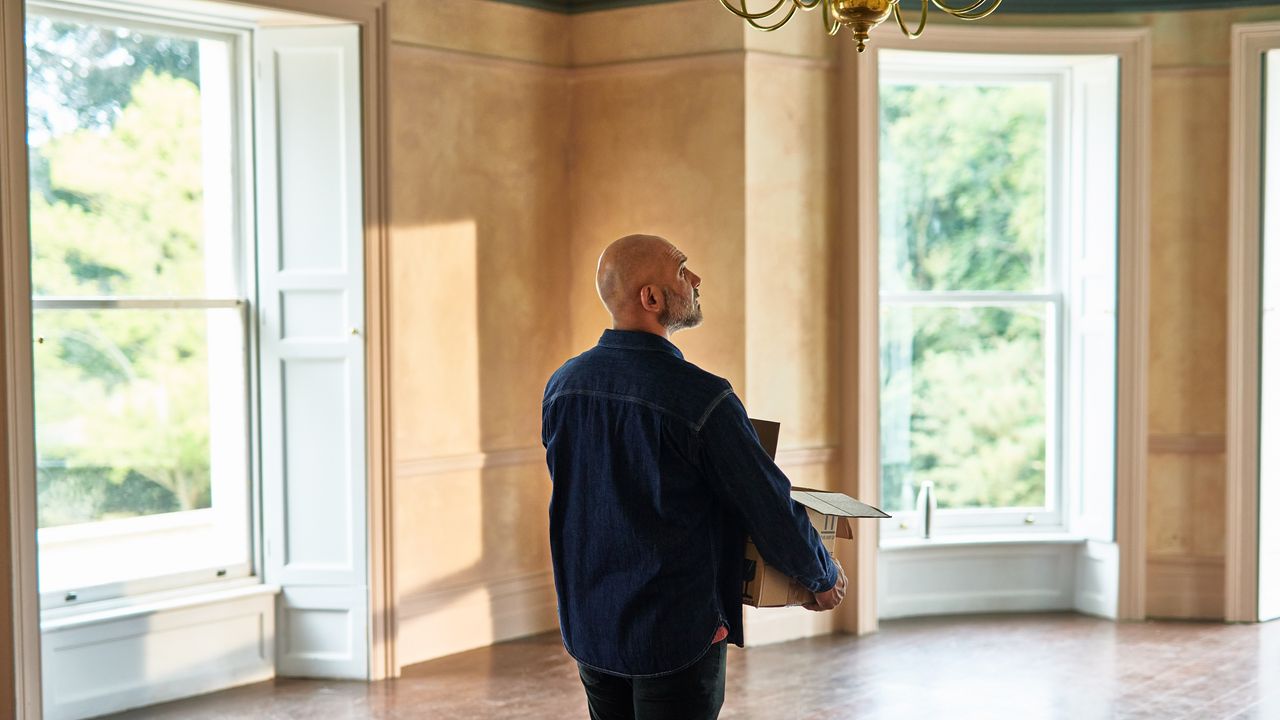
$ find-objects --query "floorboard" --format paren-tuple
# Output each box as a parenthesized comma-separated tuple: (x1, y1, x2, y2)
(105, 613, 1280, 719)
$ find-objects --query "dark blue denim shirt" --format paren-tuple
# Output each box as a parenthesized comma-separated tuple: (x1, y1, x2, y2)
(542, 329, 839, 678)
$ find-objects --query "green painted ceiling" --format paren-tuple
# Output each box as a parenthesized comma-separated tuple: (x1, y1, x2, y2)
(497, 0, 1280, 15)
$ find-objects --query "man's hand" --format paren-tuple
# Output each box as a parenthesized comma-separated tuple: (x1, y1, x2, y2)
(803, 558, 847, 612)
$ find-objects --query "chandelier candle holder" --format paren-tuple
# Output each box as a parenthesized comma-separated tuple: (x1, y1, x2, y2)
(718, 0, 1003, 52)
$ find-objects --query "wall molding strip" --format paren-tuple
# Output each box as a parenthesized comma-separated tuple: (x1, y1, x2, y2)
(776, 446, 838, 469)
(569, 49, 743, 77)
(390, 39, 572, 75)
(396, 569, 554, 619)
(1148, 433, 1227, 455)
(395, 444, 837, 480)
(743, 50, 836, 72)
(396, 447, 548, 478)
(390, 40, 838, 77)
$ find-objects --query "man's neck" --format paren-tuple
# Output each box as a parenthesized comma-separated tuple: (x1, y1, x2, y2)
(611, 320, 669, 340)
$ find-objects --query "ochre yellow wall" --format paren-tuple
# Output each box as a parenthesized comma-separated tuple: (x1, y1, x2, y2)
(386, 0, 571, 666)
(567, 4, 749, 394)
(384, 0, 851, 663)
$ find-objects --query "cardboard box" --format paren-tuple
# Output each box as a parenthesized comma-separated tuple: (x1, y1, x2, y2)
(743, 419, 890, 608)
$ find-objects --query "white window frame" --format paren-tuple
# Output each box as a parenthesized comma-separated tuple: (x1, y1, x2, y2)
(876, 52, 1115, 541)
(3, 0, 395, 713)
(845, 25, 1151, 629)
(27, 1, 261, 610)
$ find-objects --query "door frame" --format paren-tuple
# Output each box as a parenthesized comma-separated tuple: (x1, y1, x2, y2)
(1225, 20, 1280, 624)
(1, 0, 395, 714)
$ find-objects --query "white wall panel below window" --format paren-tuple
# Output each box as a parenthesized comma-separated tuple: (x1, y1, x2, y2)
(879, 541, 1080, 620)
(40, 586, 276, 720)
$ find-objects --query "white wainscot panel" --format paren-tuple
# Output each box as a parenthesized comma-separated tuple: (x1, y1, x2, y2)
(41, 586, 276, 720)
(879, 542, 1080, 620)
(277, 585, 368, 679)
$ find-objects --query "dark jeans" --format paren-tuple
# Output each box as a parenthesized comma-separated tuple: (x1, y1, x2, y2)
(577, 641, 727, 720)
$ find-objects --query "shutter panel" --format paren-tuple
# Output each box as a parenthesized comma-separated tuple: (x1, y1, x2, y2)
(256, 24, 368, 678)
(1065, 58, 1120, 618)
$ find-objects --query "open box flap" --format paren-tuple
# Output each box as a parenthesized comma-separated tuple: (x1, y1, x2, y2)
(791, 486, 890, 521)
(791, 487, 889, 539)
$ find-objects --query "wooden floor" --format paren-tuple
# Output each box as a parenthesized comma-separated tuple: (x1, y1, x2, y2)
(108, 613, 1280, 720)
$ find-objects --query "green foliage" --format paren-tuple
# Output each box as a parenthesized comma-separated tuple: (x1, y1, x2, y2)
(879, 82, 1050, 513)
(879, 83, 1047, 293)
(25, 17, 198, 140)
(31, 71, 206, 297)
(29, 19, 213, 528)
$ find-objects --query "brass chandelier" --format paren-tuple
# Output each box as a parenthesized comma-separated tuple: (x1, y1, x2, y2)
(718, 0, 1004, 52)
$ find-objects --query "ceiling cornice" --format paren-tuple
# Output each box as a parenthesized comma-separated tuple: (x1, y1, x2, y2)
(494, 0, 1280, 15)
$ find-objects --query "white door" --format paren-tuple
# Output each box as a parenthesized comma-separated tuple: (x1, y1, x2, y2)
(255, 24, 369, 676)
(1260, 49, 1280, 622)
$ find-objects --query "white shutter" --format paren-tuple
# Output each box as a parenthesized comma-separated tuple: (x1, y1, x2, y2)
(1065, 57, 1120, 619)
(255, 24, 368, 678)
(1258, 49, 1280, 622)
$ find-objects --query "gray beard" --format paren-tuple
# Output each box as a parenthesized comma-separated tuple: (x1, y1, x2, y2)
(660, 287, 703, 333)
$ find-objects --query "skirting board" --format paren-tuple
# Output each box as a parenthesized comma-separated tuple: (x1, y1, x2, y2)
(879, 541, 1088, 620)
(40, 587, 276, 720)
(396, 570, 559, 668)
(1146, 555, 1225, 620)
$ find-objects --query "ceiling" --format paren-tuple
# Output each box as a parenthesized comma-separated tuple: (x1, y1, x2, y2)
(496, 0, 1280, 15)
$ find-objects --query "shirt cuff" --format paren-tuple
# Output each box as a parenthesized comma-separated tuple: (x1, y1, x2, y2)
(808, 555, 840, 594)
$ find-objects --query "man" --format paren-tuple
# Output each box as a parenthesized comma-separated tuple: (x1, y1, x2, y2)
(542, 234, 847, 720)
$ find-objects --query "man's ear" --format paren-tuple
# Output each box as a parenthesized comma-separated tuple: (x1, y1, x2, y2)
(639, 285, 663, 315)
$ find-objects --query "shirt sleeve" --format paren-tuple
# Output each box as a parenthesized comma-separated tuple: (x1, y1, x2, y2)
(698, 390, 839, 594)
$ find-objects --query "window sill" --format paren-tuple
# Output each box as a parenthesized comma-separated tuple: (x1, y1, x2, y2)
(880, 532, 1087, 551)
(41, 577, 279, 632)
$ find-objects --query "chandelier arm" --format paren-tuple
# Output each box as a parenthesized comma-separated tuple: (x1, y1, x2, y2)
(893, 0, 929, 39)
(718, 0, 791, 22)
(743, 0, 799, 31)
(794, 0, 823, 9)
(935, 0, 1003, 20)
(929, 0, 987, 15)
(821, 0, 840, 35)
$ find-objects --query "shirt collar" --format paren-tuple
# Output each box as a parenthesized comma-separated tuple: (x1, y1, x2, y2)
(597, 329, 684, 360)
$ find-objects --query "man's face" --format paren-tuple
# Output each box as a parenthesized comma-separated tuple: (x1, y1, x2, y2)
(659, 248, 702, 333)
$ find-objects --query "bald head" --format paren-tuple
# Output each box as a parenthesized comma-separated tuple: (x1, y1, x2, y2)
(595, 234, 702, 335)
(596, 235, 680, 314)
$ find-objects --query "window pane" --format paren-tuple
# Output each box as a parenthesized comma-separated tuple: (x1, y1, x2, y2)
(880, 305, 1048, 513)
(879, 81, 1049, 293)
(34, 308, 249, 592)
(26, 15, 237, 298)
